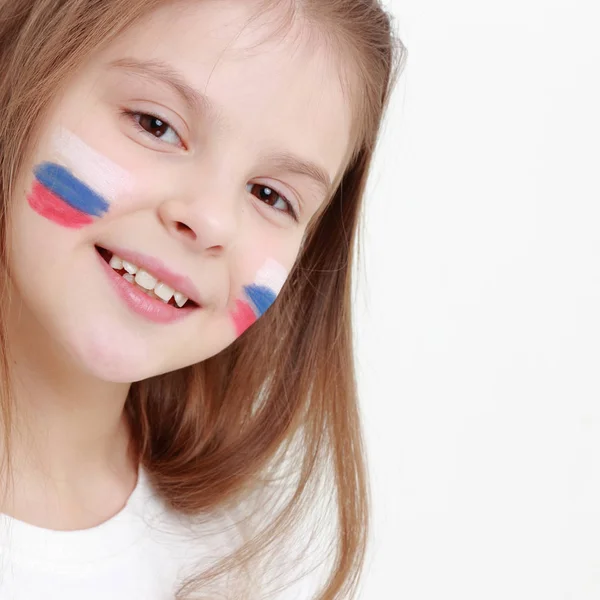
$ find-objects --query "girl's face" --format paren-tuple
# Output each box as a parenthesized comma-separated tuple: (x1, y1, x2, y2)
(8, 0, 353, 382)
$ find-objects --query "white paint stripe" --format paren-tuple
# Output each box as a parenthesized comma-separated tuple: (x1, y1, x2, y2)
(50, 128, 134, 201)
(254, 258, 288, 294)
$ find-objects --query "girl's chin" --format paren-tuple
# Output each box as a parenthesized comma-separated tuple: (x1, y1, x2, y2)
(57, 322, 172, 383)
(61, 326, 223, 384)
(50, 307, 236, 383)
(71, 342, 162, 383)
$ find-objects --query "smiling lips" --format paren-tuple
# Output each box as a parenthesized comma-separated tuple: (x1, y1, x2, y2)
(105, 252, 192, 308)
(97, 245, 202, 308)
(96, 247, 199, 324)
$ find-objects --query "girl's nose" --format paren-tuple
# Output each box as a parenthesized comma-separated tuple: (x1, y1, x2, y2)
(157, 187, 239, 255)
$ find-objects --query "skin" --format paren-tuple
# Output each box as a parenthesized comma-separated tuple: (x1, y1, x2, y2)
(3, 0, 353, 529)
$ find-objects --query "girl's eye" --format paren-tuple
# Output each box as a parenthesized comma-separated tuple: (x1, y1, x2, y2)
(246, 183, 299, 222)
(125, 110, 183, 148)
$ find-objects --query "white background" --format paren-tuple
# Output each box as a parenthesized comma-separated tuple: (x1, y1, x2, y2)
(356, 1, 600, 598)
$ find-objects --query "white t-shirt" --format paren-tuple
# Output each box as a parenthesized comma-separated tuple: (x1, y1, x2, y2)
(0, 466, 242, 599)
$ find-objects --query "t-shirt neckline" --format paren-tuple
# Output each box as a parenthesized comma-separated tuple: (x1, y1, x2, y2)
(0, 465, 155, 566)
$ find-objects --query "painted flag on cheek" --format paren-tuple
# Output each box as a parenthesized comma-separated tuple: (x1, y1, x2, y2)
(27, 161, 110, 228)
(230, 259, 288, 336)
(26, 127, 133, 229)
(231, 286, 278, 337)
(244, 284, 278, 317)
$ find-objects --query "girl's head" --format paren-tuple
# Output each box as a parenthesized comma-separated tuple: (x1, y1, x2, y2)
(2, 0, 391, 382)
(0, 0, 405, 597)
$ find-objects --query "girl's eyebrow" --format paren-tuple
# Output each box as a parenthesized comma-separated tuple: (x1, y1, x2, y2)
(108, 57, 217, 119)
(257, 151, 332, 195)
(107, 56, 333, 195)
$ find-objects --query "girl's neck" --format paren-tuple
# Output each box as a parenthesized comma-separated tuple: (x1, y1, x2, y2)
(0, 414, 139, 530)
(1, 293, 138, 529)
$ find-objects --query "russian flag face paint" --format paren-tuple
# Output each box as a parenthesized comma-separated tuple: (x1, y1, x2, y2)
(26, 128, 133, 228)
(231, 258, 288, 336)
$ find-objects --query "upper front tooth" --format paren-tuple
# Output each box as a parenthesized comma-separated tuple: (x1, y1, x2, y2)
(122, 260, 138, 275)
(173, 291, 188, 307)
(154, 282, 174, 302)
(135, 269, 157, 290)
(109, 255, 124, 270)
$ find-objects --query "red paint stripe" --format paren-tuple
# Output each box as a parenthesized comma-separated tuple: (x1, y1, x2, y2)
(231, 299, 257, 336)
(27, 180, 93, 228)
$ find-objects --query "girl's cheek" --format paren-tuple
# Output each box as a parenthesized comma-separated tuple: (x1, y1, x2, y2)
(26, 127, 133, 228)
(230, 257, 289, 337)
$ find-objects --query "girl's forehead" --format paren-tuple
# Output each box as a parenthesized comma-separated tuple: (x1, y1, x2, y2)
(83, 0, 354, 186)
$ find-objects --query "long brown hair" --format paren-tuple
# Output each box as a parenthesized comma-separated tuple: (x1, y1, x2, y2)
(0, 0, 406, 597)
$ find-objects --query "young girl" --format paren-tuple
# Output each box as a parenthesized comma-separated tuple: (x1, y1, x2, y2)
(0, 0, 405, 597)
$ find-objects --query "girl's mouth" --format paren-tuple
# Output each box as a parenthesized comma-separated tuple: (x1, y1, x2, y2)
(95, 245, 199, 310)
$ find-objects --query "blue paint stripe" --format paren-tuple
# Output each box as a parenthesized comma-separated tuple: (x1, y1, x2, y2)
(244, 284, 277, 317)
(34, 162, 109, 217)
